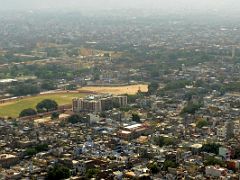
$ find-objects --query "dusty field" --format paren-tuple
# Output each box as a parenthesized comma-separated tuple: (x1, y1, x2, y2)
(79, 48, 123, 58)
(78, 84, 148, 95)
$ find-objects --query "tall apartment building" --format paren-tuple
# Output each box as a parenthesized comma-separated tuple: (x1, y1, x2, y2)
(113, 96, 128, 107)
(72, 94, 127, 113)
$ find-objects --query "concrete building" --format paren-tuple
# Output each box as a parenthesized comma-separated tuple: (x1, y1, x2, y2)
(117, 123, 152, 140)
(217, 127, 227, 139)
(72, 94, 127, 113)
(219, 147, 231, 160)
(0, 154, 19, 168)
(205, 166, 227, 177)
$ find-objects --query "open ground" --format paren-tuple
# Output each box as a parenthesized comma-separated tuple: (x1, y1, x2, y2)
(78, 84, 148, 95)
(0, 92, 87, 118)
(0, 84, 148, 118)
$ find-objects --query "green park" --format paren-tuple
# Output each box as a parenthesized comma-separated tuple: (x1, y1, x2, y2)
(0, 92, 87, 118)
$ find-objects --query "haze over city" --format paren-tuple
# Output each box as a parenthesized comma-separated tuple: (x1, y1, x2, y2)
(1, 0, 240, 15)
(1, 0, 240, 179)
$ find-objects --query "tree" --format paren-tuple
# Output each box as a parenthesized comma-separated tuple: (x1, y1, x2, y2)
(196, 119, 208, 128)
(163, 80, 192, 91)
(148, 162, 160, 174)
(204, 156, 225, 167)
(9, 83, 40, 96)
(154, 136, 176, 147)
(92, 67, 100, 80)
(68, 114, 84, 124)
(25, 148, 38, 156)
(233, 147, 240, 159)
(35, 144, 48, 152)
(59, 121, 66, 127)
(132, 114, 140, 122)
(66, 84, 77, 90)
(162, 160, 178, 171)
(181, 101, 203, 115)
(201, 143, 221, 154)
(46, 164, 70, 180)
(41, 81, 57, 91)
(19, 108, 37, 117)
(36, 99, 58, 113)
(25, 144, 48, 157)
(140, 148, 152, 159)
(51, 112, 60, 120)
(85, 168, 100, 179)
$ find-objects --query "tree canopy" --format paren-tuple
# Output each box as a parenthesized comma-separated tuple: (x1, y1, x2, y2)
(68, 114, 85, 124)
(51, 112, 60, 120)
(19, 108, 37, 117)
(9, 83, 40, 96)
(196, 119, 208, 128)
(25, 144, 48, 156)
(154, 136, 176, 147)
(148, 162, 160, 174)
(85, 168, 100, 179)
(201, 143, 221, 154)
(162, 160, 178, 171)
(36, 99, 58, 113)
(204, 156, 225, 167)
(181, 101, 203, 115)
(46, 164, 70, 180)
(132, 113, 141, 122)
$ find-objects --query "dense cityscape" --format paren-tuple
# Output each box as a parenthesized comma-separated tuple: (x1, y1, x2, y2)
(1, 1, 240, 179)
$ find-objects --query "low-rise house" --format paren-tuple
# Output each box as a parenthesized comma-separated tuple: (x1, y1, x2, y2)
(0, 154, 19, 168)
(205, 166, 227, 177)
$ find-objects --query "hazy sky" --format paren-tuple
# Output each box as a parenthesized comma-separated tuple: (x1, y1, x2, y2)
(0, 0, 240, 14)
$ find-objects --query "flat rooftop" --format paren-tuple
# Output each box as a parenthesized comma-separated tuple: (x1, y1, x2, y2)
(120, 130, 131, 134)
(125, 123, 142, 130)
(0, 154, 17, 160)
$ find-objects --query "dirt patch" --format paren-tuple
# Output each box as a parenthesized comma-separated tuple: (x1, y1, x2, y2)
(78, 84, 148, 95)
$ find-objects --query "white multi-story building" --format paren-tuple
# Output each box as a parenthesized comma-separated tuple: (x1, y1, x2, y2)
(217, 126, 227, 139)
(72, 94, 127, 113)
(219, 147, 231, 160)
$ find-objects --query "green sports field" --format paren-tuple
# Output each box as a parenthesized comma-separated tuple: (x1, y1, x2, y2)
(0, 93, 87, 118)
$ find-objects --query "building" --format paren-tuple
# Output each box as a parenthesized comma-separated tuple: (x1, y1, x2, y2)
(217, 126, 227, 139)
(205, 166, 227, 177)
(219, 147, 232, 160)
(72, 94, 127, 113)
(73, 98, 102, 113)
(113, 96, 128, 107)
(117, 123, 152, 140)
(0, 154, 19, 168)
(4, 170, 22, 180)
